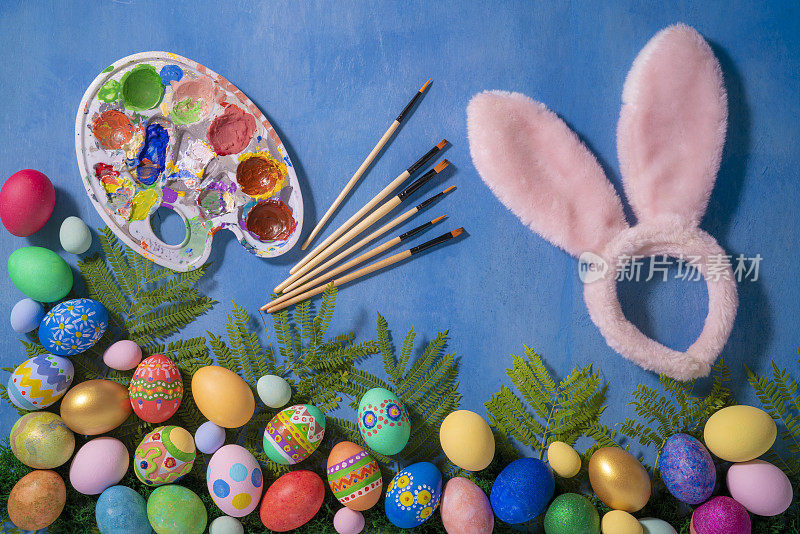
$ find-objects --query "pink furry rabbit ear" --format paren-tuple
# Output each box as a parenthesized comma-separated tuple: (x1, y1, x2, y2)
(617, 24, 727, 225)
(467, 91, 628, 257)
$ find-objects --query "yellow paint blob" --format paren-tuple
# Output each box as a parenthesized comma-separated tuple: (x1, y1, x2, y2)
(602, 510, 643, 534)
(547, 440, 581, 478)
(169, 426, 196, 454)
(129, 189, 159, 221)
(439, 410, 495, 471)
(704, 405, 777, 462)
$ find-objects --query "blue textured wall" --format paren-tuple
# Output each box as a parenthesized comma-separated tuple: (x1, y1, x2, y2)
(0, 0, 798, 459)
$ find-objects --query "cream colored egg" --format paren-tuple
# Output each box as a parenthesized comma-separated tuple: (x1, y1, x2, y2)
(602, 510, 643, 534)
(547, 441, 581, 478)
(704, 405, 776, 462)
(440, 410, 495, 471)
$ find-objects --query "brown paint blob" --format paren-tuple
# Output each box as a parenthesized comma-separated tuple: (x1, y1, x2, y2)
(236, 155, 286, 197)
(91, 110, 134, 149)
(245, 200, 296, 242)
(207, 105, 256, 155)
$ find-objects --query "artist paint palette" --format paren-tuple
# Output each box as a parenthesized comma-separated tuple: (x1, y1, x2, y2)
(75, 52, 303, 271)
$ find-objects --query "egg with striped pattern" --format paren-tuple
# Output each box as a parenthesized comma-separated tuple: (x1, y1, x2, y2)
(129, 354, 183, 423)
(263, 404, 326, 465)
(7, 355, 74, 410)
(327, 441, 382, 511)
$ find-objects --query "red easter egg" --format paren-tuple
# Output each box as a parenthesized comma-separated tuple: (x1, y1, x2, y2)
(260, 470, 324, 532)
(129, 354, 183, 423)
(0, 170, 56, 236)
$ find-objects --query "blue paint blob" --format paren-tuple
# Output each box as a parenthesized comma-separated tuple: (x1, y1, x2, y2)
(490, 458, 554, 524)
(213, 478, 231, 498)
(251, 467, 262, 488)
(660, 433, 716, 504)
(95, 485, 150, 534)
(137, 123, 169, 186)
(159, 64, 183, 85)
(229, 462, 247, 482)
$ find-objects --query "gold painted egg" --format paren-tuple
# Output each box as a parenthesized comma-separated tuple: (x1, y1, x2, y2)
(439, 410, 495, 471)
(588, 447, 650, 512)
(601, 510, 643, 534)
(10, 412, 75, 468)
(547, 441, 581, 478)
(60, 379, 132, 435)
(191, 365, 255, 428)
(7, 470, 66, 531)
(704, 405, 777, 462)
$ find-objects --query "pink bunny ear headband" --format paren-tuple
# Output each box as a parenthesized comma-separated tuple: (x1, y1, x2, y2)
(467, 24, 738, 381)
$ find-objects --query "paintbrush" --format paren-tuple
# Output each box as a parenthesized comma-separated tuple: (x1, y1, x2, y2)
(281, 187, 455, 294)
(265, 227, 465, 313)
(269, 215, 448, 308)
(300, 79, 432, 251)
(274, 159, 450, 293)
(291, 139, 447, 275)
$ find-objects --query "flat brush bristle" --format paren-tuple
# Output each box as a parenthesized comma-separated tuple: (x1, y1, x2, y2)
(432, 215, 447, 224)
(420, 79, 431, 92)
(434, 159, 450, 173)
(451, 227, 465, 238)
(443, 185, 456, 194)
(436, 139, 447, 150)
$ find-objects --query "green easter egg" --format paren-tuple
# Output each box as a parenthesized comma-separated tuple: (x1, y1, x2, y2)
(8, 246, 72, 302)
(357, 387, 410, 456)
(146, 485, 207, 534)
(263, 404, 326, 464)
(544, 493, 600, 534)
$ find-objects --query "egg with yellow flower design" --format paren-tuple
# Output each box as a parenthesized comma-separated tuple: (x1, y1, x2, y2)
(39, 298, 108, 356)
(385, 462, 442, 528)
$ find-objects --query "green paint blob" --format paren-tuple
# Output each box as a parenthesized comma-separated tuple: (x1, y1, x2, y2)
(98, 79, 121, 103)
(101, 65, 114, 73)
(120, 64, 165, 111)
(170, 97, 205, 125)
(8, 247, 73, 302)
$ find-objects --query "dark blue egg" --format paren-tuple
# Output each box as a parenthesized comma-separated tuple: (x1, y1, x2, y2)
(490, 458, 554, 524)
(385, 462, 443, 528)
(659, 433, 715, 504)
(38, 298, 108, 356)
(95, 485, 150, 534)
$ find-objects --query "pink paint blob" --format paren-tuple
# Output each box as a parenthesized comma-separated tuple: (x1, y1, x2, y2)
(171, 76, 215, 122)
(207, 105, 256, 155)
(691, 496, 751, 534)
(0, 169, 55, 236)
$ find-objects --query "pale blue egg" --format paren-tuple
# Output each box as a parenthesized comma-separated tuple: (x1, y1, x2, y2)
(10, 298, 44, 333)
(38, 298, 108, 356)
(640, 517, 678, 534)
(96, 485, 150, 534)
(209, 515, 244, 534)
(59, 216, 92, 254)
(385, 462, 442, 528)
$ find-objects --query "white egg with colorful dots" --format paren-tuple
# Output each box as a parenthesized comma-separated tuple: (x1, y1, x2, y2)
(384, 462, 442, 529)
(206, 444, 263, 518)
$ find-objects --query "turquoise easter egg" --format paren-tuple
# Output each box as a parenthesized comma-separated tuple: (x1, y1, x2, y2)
(357, 387, 410, 456)
(385, 462, 442, 528)
(96, 485, 150, 534)
(147, 485, 207, 534)
(7, 354, 74, 410)
(263, 404, 326, 465)
(660, 433, 715, 504)
(38, 298, 108, 356)
(8, 246, 73, 302)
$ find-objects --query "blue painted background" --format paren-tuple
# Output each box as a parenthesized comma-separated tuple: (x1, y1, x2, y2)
(0, 0, 798, 461)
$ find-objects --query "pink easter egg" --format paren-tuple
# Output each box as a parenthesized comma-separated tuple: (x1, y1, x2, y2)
(103, 340, 142, 371)
(440, 476, 494, 534)
(691, 496, 751, 534)
(0, 170, 55, 236)
(69, 437, 129, 495)
(726, 459, 793, 516)
(333, 507, 365, 534)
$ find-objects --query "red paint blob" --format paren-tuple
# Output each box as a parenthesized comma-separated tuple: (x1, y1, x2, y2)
(0, 170, 55, 236)
(244, 199, 296, 242)
(91, 110, 134, 149)
(260, 470, 324, 532)
(207, 105, 256, 155)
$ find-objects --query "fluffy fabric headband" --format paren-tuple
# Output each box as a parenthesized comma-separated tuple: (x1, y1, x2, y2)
(467, 24, 738, 381)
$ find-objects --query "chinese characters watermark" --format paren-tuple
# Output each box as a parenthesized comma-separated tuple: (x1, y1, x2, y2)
(578, 253, 762, 283)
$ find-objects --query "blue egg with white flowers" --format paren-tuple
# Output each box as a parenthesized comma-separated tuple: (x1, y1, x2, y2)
(38, 298, 108, 356)
(660, 433, 715, 504)
(385, 462, 442, 528)
(96, 485, 150, 534)
(491, 457, 554, 524)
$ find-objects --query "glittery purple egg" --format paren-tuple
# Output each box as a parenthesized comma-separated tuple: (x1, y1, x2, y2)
(691, 496, 751, 534)
(660, 433, 715, 504)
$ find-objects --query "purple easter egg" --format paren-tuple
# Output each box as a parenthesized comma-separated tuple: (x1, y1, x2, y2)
(691, 496, 751, 534)
(660, 433, 715, 504)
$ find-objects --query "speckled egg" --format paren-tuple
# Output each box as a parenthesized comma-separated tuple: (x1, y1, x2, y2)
(690, 496, 751, 534)
(10, 298, 44, 333)
(195, 420, 226, 454)
(588, 447, 651, 512)
(334, 507, 365, 534)
(191, 365, 255, 428)
(103, 340, 142, 371)
(59, 216, 92, 254)
(10, 412, 75, 468)
(39, 298, 108, 355)
(602, 510, 642, 534)
(490, 457, 555, 524)
(207, 444, 263, 517)
(440, 410, 495, 471)
(147, 484, 207, 534)
(327, 441, 382, 510)
(257, 374, 292, 408)
(209, 515, 244, 534)
(7, 354, 74, 410)
(7, 470, 66, 531)
(385, 462, 443, 529)
(440, 476, 494, 534)
(357, 387, 410, 456)
(8, 246, 72, 302)
(260, 470, 325, 532)
(543, 493, 600, 534)
(727, 459, 793, 516)
(134, 426, 196, 486)
(263, 404, 326, 465)
(639, 517, 678, 534)
(704, 405, 776, 462)
(95, 485, 150, 534)
(129, 354, 183, 423)
(69, 437, 129, 495)
(548, 440, 582, 478)
(659, 433, 715, 504)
